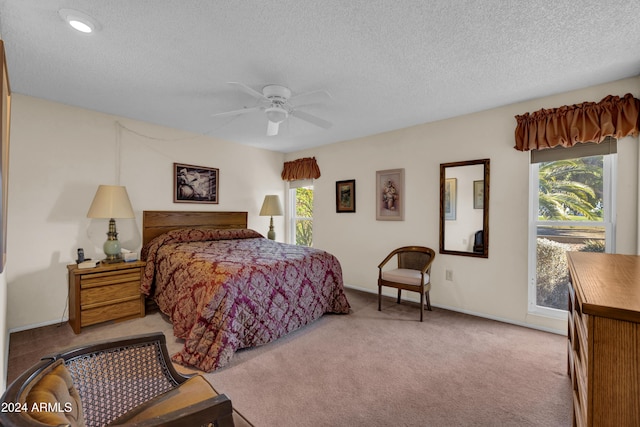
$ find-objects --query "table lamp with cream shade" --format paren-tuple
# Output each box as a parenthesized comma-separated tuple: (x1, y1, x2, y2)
(259, 195, 283, 240)
(87, 185, 135, 263)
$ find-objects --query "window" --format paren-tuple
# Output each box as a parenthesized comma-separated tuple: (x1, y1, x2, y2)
(288, 181, 313, 247)
(528, 142, 616, 317)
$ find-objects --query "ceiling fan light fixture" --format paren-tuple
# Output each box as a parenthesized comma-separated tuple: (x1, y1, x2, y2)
(267, 120, 280, 136)
(265, 106, 288, 124)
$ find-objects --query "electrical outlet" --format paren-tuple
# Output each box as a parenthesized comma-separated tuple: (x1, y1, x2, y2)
(446, 269, 453, 281)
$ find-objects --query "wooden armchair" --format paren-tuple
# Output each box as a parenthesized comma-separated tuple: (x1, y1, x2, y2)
(378, 246, 436, 322)
(0, 333, 252, 427)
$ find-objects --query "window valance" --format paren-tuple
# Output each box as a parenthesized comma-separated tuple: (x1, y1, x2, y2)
(514, 93, 640, 151)
(281, 157, 321, 181)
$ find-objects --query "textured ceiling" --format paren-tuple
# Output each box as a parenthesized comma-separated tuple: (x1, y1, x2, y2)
(1, 1, 639, 153)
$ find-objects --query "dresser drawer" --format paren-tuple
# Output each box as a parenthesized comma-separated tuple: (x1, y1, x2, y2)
(81, 298, 142, 327)
(567, 281, 576, 312)
(573, 390, 586, 427)
(573, 353, 588, 416)
(568, 309, 575, 345)
(573, 311, 589, 371)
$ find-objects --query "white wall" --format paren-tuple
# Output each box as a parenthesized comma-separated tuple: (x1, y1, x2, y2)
(288, 77, 640, 333)
(5, 95, 285, 331)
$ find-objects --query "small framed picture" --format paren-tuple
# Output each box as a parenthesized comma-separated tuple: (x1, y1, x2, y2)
(336, 179, 356, 213)
(444, 178, 457, 220)
(473, 180, 484, 209)
(173, 163, 219, 204)
(376, 168, 404, 221)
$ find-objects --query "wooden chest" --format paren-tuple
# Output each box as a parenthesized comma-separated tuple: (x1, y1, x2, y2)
(567, 252, 640, 426)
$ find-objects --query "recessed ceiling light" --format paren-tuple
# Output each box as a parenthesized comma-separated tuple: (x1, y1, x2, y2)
(58, 9, 101, 34)
(69, 19, 93, 33)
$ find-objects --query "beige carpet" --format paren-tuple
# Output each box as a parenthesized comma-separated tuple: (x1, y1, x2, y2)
(8, 289, 572, 426)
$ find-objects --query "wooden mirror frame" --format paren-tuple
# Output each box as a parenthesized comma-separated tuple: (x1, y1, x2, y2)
(439, 158, 490, 258)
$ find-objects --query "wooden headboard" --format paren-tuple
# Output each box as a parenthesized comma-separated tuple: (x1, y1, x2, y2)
(142, 211, 248, 246)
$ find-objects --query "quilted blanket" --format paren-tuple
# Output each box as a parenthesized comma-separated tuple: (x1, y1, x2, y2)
(141, 228, 350, 371)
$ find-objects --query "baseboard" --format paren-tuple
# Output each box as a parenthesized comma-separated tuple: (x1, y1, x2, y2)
(8, 317, 68, 334)
(343, 284, 566, 336)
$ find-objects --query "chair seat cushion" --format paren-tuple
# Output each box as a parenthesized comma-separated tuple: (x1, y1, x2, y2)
(382, 268, 429, 286)
(21, 359, 85, 427)
(108, 375, 218, 425)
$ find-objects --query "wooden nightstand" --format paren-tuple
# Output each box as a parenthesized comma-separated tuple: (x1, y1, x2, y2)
(67, 260, 146, 334)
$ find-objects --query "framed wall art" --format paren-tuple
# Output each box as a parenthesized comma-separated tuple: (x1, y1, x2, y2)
(173, 163, 219, 204)
(336, 179, 356, 213)
(444, 178, 457, 220)
(376, 168, 404, 221)
(0, 41, 11, 273)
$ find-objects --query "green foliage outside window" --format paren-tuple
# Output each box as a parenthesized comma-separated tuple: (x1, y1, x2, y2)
(295, 187, 313, 247)
(538, 157, 603, 220)
(536, 156, 606, 310)
(536, 238, 570, 309)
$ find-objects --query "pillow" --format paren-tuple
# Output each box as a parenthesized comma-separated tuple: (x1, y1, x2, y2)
(21, 359, 85, 427)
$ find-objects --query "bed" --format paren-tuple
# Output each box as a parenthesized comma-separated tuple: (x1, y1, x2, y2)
(140, 210, 350, 372)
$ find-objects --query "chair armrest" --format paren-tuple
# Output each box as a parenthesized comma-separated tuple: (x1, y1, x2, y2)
(109, 394, 234, 427)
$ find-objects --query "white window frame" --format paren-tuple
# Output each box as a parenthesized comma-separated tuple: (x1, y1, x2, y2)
(527, 154, 617, 318)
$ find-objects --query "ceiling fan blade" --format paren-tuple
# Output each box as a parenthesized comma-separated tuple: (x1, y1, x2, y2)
(211, 106, 261, 118)
(290, 89, 333, 103)
(290, 109, 332, 129)
(288, 101, 326, 110)
(227, 82, 268, 101)
(267, 120, 280, 136)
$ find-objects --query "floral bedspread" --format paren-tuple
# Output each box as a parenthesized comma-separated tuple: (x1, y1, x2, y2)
(141, 228, 350, 371)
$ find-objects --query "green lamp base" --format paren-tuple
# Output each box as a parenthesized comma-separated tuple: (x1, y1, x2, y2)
(267, 215, 276, 240)
(103, 218, 123, 263)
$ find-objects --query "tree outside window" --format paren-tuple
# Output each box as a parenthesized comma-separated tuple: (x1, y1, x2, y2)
(294, 187, 313, 247)
(533, 155, 611, 311)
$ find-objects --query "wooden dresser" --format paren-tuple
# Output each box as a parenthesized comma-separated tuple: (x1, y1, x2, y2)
(67, 260, 146, 334)
(567, 252, 640, 427)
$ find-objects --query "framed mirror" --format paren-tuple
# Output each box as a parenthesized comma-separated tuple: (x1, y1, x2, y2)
(439, 159, 489, 258)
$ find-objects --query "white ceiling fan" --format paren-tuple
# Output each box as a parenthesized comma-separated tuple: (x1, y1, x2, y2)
(211, 82, 333, 136)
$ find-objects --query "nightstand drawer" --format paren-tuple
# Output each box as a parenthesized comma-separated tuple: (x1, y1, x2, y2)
(81, 298, 142, 327)
(80, 269, 141, 288)
(81, 280, 140, 307)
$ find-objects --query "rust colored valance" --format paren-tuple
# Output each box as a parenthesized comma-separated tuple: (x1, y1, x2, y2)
(514, 93, 640, 151)
(281, 157, 321, 181)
